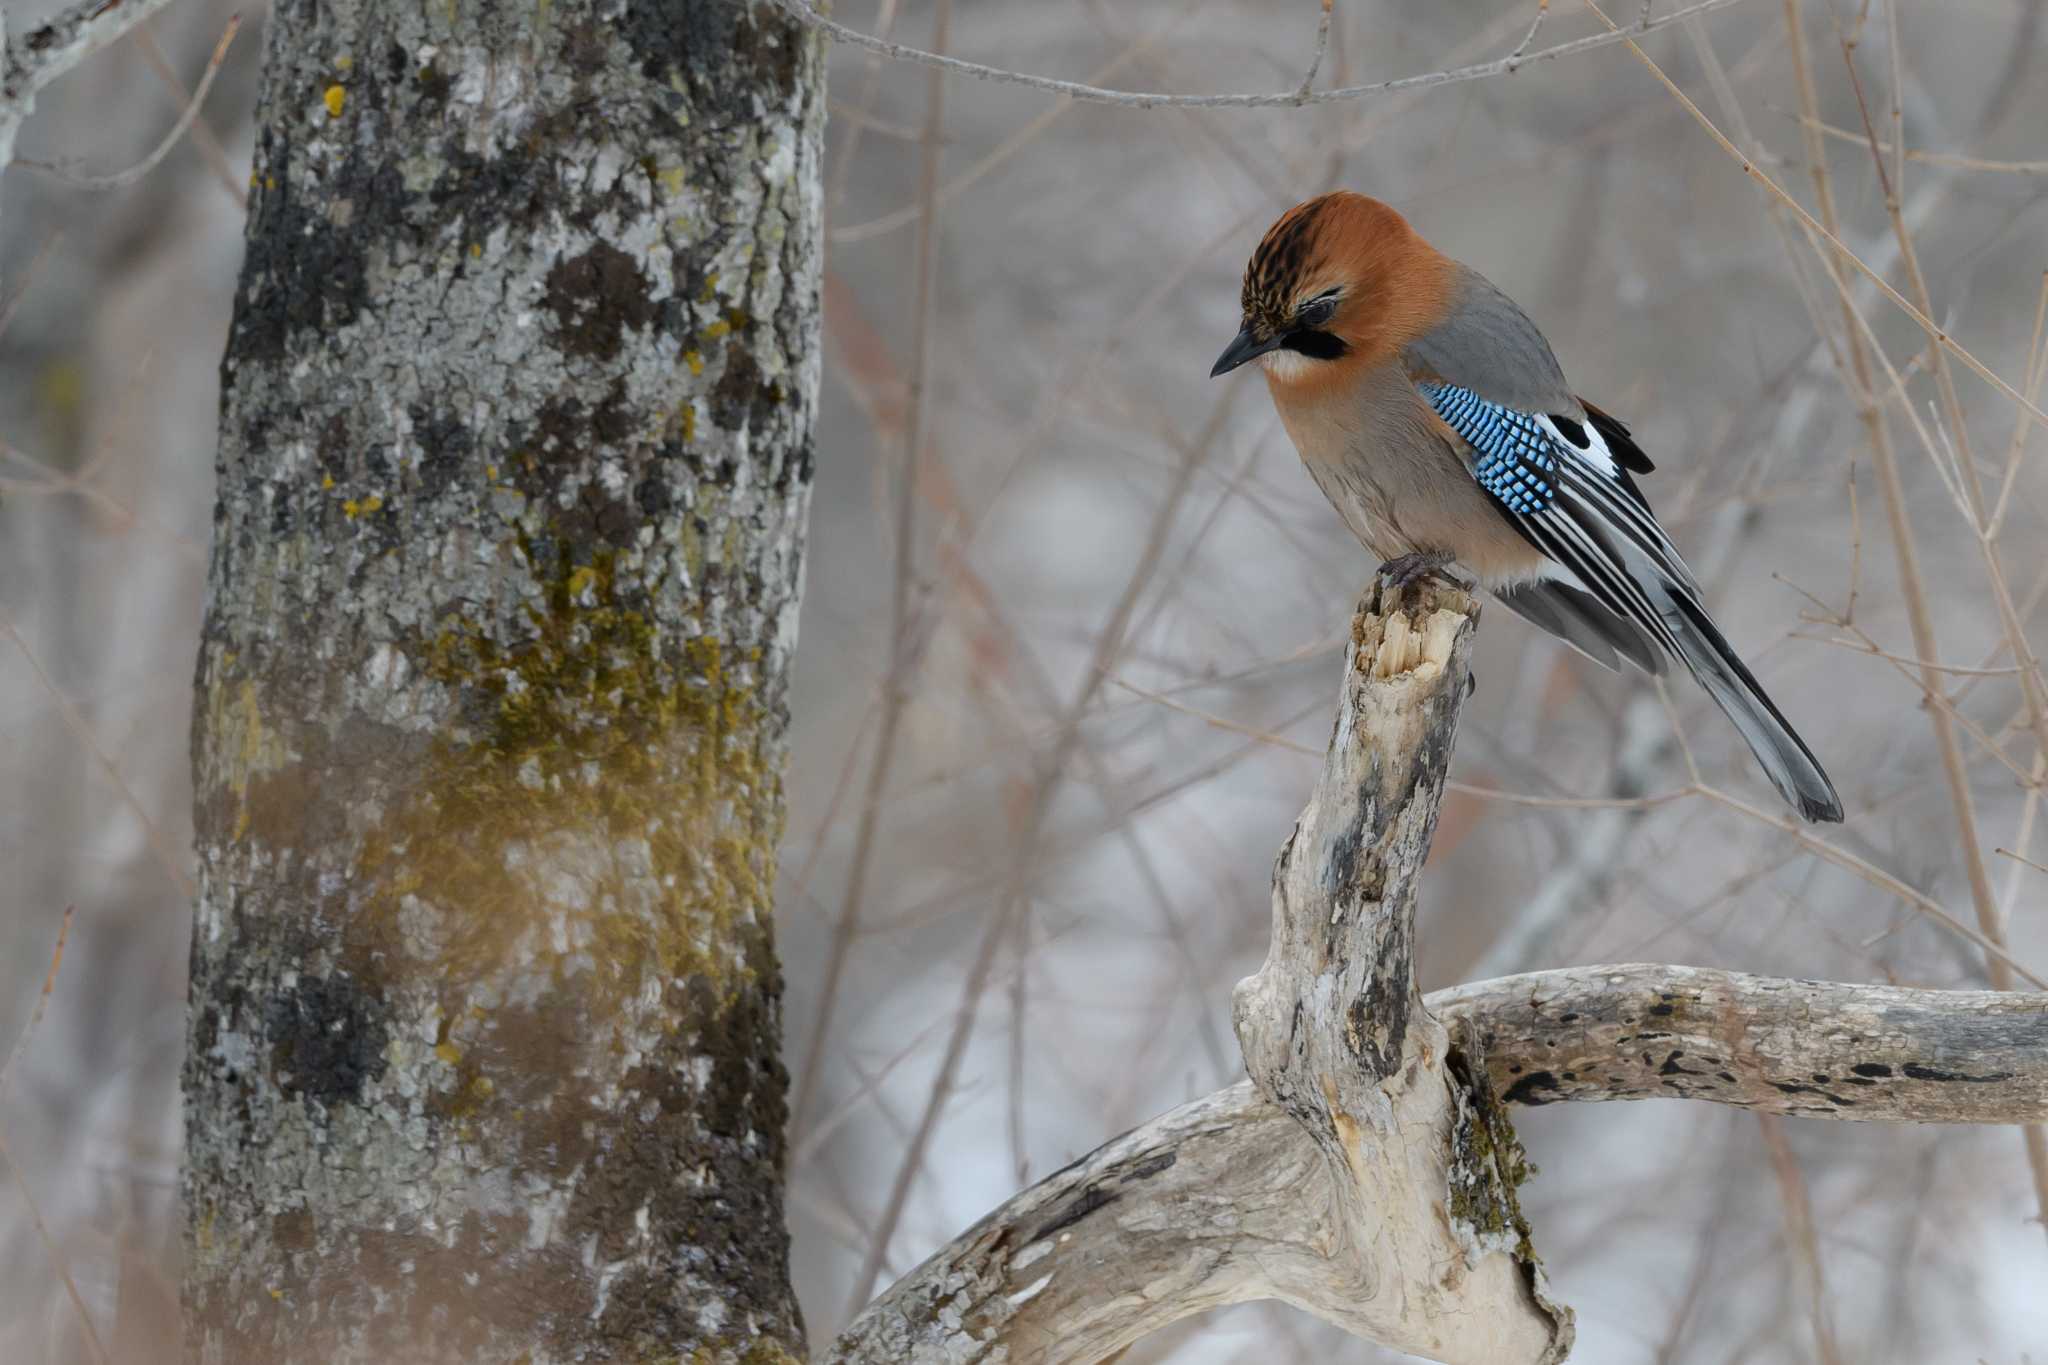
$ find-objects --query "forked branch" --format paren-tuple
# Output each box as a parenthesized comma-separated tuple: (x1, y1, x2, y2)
(828, 585, 2048, 1363)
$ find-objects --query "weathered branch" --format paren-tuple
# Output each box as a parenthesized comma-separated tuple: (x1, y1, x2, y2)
(1440, 964, 2048, 1124)
(832, 583, 1567, 1362)
(830, 960, 2048, 1360)
(829, 584, 2048, 1363)
(1227, 582, 1568, 1363)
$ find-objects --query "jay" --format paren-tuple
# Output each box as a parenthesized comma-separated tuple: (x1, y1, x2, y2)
(1213, 191, 1842, 823)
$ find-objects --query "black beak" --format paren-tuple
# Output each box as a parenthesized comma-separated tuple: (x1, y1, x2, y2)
(1210, 322, 1281, 378)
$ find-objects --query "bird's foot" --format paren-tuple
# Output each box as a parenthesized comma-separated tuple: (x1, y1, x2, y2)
(1375, 549, 1464, 593)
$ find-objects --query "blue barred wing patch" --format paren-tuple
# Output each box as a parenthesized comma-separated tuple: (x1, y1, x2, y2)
(1421, 382, 1558, 515)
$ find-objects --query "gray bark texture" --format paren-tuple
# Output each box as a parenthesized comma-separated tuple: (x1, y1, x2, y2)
(181, 3, 823, 1362)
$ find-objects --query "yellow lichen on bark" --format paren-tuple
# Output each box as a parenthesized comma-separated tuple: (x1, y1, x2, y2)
(350, 537, 776, 1000)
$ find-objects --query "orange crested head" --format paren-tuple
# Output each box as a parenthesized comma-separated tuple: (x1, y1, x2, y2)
(1210, 191, 1452, 386)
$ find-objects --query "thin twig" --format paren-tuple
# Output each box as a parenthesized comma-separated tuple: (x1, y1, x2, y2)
(1508, 0, 1553, 68)
(775, 0, 1756, 110)
(1757, 1115, 1845, 1365)
(20, 15, 240, 190)
(844, 386, 1236, 1317)
(1989, 271, 2048, 541)
(1695, 782, 2046, 988)
(793, 0, 952, 1138)
(0, 610, 194, 895)
(133, 19, 246, 206)
(0, 230, 62, 338)
(0, 902, 107, 1365)
(1780, 108, 2048, 175)
(1586, 0, 2048, 428)
(0, 905, 73, 1103)
(1296, 0, 1335, 99)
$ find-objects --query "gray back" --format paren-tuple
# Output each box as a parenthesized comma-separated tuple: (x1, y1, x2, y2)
(1402, 265, 1579, 416)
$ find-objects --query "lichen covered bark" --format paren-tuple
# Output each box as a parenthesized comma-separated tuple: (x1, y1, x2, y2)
(182, 3, 821, 1360)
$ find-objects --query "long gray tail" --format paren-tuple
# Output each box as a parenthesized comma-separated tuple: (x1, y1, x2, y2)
(1667, 593, 1843, 823)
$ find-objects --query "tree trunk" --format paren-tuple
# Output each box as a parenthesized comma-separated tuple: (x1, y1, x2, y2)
(181, 3, 822, 1361)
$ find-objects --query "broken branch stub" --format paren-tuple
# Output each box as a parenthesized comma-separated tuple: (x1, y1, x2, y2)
(1232, 581, 1572, 1363)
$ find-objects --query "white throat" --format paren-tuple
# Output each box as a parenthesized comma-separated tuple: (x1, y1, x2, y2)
(1258, 349, 1321, 383)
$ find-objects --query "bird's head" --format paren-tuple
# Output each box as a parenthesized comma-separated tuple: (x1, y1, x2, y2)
(1211, 192, 1445, 388)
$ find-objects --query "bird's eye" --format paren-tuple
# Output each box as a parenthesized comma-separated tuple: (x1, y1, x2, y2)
(1296, 295, 1337, 329)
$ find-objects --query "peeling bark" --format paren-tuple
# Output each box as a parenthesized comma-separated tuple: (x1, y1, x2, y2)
(181, 3, 822, 1361)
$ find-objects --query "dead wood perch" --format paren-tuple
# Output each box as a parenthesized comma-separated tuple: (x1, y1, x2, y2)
(826, 582, 2048, 1363)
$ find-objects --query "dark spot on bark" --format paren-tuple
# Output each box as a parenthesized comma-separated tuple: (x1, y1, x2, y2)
(1318, 796, 1375, 900)
(453, 996, 589, 1144)
(571, 945, 801, 1356)
(788, 431, 818, 487)
(1346, 934, 1411, 1081)
(1502, 1070, 1562, 1106)
(316, 412, 352, 481)
(1649, 1003, 1675, 1016)
(1659, 1051, 1709, 1077)
(1901, 1062, 2013, 1083)
(1557, 1012, 1578, 1023)
(430, 144, 550, 234)
(534, 395, 586, 461)
(592, 381, 635, 446)
(1717, 1071, 1736, 1083)
(1853, 1062, 1893, 1077)
(1031, 1183, 1119, 1242)
(416, 58, 451, 108)
(564, 477, 640, 544)
(1127, 1151, 1177, 1180)
(410, 405, 475, 497)
(556, 19, 614, 78)
(233, 136, 391, 363)
(266, 974, 388, 1105)
(272, 1209, 315, 1253)
(545, 243, 655, 361)
(635, 475, 674, 518)
(621, 0, 804, 109)
(1773, 1081, 1854, 1105)
(1812, 1073, 1830, 1083)
(711, 343, 777, 444)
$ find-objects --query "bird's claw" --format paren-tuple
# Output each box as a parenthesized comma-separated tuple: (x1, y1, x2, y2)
(1375, 550, 1463, 595)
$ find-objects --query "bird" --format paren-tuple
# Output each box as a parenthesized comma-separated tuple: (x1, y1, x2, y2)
(1211, 191, 1843, 823)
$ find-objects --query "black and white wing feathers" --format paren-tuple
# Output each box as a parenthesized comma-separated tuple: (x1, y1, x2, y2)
(1418, 381, 1843, 823)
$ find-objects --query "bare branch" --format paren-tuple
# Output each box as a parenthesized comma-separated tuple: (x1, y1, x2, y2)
(777, 0, 1754, 111)
(1439, 964, 2048, 1123)
(831, 958, 2048, 1360)
(18, 13, 239, 190)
